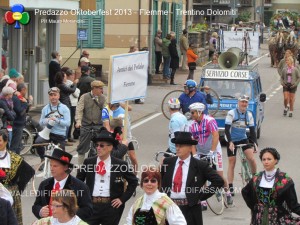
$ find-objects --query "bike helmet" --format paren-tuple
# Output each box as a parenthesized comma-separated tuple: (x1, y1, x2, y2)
(168, 98, 181, 109)
(184, 79, 197, 92)
(189, 102, 206, 112)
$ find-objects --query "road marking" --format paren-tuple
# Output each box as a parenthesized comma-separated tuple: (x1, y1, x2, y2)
(131, 113, 162, 130)
(249, 53, 268, 65)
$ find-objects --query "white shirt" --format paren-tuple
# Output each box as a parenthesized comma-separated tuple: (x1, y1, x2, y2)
(126, 190, 187, 225)
(170, 155, 191, 199)
(259, 168, 276, 188)
(54, 175, 69, 189)
(92, 156, 111, 197)
(0, 183, 13, 205)
(0, 150, 11, 168)
(50, 215, 82, 225)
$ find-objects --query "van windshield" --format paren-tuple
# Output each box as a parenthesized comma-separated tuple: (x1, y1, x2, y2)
(203, 80, 252, 99)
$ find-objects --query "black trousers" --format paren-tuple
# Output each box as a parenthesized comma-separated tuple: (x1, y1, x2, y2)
(67, 106, 76, 139)
(179, 204, 203, 225)
(86, 202, 124, 225)
(155, 51, 162, 73)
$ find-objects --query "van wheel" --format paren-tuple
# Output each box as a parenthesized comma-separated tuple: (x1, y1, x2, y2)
(257, 127, 261, 139)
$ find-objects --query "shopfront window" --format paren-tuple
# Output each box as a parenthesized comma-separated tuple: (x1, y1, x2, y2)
(37, 16, 47, 78)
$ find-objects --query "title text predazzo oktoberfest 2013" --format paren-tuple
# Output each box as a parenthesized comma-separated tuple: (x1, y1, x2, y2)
(34, 8, 237, 17)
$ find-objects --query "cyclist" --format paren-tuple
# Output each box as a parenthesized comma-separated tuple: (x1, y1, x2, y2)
(178, 79, 212, 115)
(188, 102, 234, 207)
(225, 95, 258, 196)
(35, 87, 70, 162)
(167, 98, 188, 155)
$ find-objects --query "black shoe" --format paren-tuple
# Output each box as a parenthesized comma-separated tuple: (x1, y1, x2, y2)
(155, 71, 162, 74)
(289, 113, 293, 117)
(283, 109, 287, 116)
(68, 138, 76, 143)
(170, 82, 177, 85)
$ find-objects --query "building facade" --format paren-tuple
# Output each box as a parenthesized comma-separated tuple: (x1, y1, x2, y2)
(0, 0, 79, 105)
(60, 0, 187, 81)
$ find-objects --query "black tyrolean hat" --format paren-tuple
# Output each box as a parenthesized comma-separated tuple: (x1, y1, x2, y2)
(44, 148, 73, 168)
(92, 129, 118, 147)
(171, 131, 198, 145)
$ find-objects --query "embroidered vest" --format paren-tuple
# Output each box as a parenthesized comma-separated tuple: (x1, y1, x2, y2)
(132, 194, 174, 225)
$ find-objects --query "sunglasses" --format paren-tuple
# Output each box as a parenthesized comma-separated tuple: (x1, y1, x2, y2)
(48, 87, 60, 94)
(95, 144, 111, 148)
(143, 178, 158, 184)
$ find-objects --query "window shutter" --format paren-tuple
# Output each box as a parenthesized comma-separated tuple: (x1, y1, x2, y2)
(77, 0, 104, 48)
(161, 2, 169, 38)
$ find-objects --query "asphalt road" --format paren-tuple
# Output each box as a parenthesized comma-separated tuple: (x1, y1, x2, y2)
(21, 47, 300, 224)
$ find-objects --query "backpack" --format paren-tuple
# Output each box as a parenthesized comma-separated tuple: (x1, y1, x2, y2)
(0, 78, 9, 93)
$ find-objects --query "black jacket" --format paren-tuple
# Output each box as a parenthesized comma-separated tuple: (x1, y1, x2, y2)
(161, 156, 224, 205)
(12, 95, 28, 127)
(77, 156, 138, 204)
(48, 60, 61, 88)
(56, 83, 76, 108)
(169, 39, 179, 69)
(0, 198, 18, 225)
(77, 74, 95, 98)
(32, 175, 93, 221)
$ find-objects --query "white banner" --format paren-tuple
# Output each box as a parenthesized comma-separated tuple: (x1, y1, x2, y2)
(204, 69, 250, 79)
(222, 31, 260, 56)
(109, 51, 149, 103)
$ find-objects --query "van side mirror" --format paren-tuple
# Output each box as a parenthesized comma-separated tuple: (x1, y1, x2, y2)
(260, 93, 266, 102)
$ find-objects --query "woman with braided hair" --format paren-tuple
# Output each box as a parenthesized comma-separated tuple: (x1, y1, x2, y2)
(242, 147, 300, 224)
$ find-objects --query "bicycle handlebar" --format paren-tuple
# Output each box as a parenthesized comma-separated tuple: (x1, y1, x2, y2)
(154, 151, 176, 162)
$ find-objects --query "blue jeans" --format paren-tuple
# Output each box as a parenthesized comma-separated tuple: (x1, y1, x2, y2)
(10, 126, 24, 154)
(163, 56, 171, 77)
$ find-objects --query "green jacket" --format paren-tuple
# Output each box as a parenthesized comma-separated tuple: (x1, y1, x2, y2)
(162, 38, 171, 57)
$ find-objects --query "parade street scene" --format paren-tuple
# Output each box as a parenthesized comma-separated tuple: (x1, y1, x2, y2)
(1, 0, 300, 225)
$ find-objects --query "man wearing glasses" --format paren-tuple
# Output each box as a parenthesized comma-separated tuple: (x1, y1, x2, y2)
(75, 80, 106, 165)
(225, 95, 258, 196)
(188, 102, 234, 207)
(34, 87, 70, 162)
(77, 128, 138, 225)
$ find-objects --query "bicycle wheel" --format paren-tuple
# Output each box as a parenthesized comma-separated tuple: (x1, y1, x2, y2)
(199, 87, 220, 116)
(129, 136, 139, 150)
(206, 189, 224, 215)
(32, 160, 51, 193)
(20, 128, 34, 155)
(161, 90, 184, 120)
(222, 191, 229, 208)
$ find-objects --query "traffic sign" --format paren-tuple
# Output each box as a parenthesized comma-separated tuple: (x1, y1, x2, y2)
(77, 28, 88, 41)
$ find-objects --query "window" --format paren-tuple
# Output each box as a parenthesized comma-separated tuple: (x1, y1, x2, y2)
(78, 0, 105, 48)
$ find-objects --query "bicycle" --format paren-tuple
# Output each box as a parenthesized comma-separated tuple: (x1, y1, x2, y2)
(161, 86, 220, 120)
(32, 142, 61, 193)
(123, 137, 140, 198)
(235, 143, 255, 186)
(197, 154, 227, 215)
(20, 115, 41, 155)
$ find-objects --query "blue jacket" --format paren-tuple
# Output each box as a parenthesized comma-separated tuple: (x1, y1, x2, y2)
(39, 102, 70, 136)
(179, 91, 212, 115)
